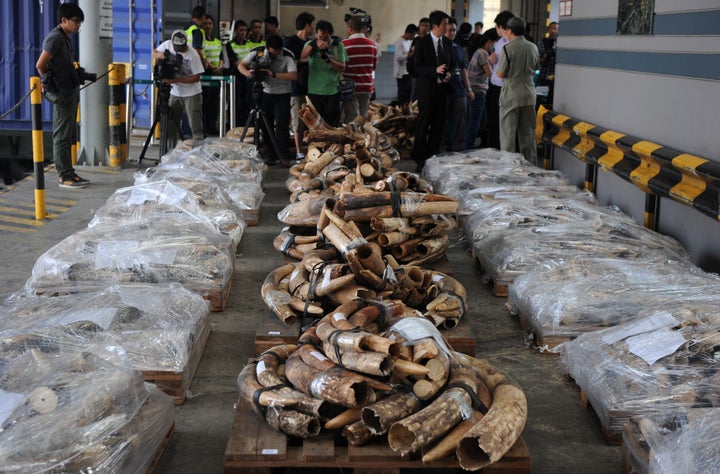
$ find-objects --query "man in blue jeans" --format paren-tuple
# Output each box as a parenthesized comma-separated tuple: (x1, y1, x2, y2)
(36, 3, 90, 188)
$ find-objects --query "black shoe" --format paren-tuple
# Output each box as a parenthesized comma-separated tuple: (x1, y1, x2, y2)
(72, 173, 90, 184)
(59, 176, 87, 188)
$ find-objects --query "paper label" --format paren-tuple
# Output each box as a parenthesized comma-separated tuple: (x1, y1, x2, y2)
(261, 449, 279, 455)
(601, 311, 677, 345)
(95, 241, 178, 268)
(627, 327, 686, 365)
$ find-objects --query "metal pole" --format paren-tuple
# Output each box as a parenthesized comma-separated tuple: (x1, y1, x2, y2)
(219, 77, 227, 137)
(229, 77, 236, 130)
(30, 77, 46, 221)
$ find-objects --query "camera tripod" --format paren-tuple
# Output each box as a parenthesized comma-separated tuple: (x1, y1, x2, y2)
(240, 80, 284, 165)
(139, 82, 182, 164)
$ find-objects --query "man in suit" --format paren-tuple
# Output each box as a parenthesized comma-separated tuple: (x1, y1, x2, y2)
(411, 10, 456, 172)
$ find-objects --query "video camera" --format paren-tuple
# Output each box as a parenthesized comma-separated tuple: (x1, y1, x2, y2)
(76, 67, 97, 84)
(154, 49, 183, 82)
(250, 49, 274, 83)
(344, 7, 372, 28)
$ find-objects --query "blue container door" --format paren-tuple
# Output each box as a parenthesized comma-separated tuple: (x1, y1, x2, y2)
(0, 0, 62, 131)
(112, 0, 162, 130)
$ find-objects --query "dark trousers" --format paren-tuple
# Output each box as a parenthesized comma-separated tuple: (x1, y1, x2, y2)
(260, 92, 291, 163)
(485, 84, 501, 149)
(202, 83, 220, 136)
(307, 93, 341, 128)
(235, 74, 251, 126)
(412, 86, 449, 170)
(396, 75, 412, 105)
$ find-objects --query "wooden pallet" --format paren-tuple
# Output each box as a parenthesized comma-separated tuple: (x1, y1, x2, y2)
(197, 270, 234, 312)
(223, 400, 531, 474)
(254, 314, 477, 357)
(566, 377, 627, 446)
(517, 313, 570, 354)
(141, 312, 212, 405)
(473, 258, 511, 297)
(238, 208, 260, 227)
(621, 421, 649, 474)
(146, 422, 176, 473)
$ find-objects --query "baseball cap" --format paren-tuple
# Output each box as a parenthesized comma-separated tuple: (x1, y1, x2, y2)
(171, 30, 188, 51)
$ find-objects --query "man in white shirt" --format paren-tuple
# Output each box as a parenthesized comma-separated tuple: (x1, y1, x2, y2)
(393, 23, 418, 105)
(153, 30, 205, 148)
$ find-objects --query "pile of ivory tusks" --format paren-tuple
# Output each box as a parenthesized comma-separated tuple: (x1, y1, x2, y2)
(264, 204, 465, 329)
(237, 313, 527, 470)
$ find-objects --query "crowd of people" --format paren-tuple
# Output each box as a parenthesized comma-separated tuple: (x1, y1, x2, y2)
(153, 7, 557, 170)
(394, 10, 556, 170)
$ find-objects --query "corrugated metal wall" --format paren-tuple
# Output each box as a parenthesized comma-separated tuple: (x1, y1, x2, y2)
(0, 0, 63, 131)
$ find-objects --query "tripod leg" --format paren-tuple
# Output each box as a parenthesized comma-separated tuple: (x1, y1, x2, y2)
(240, 109, 255, 142)
(139, 115, 160, 164)
(259, 110, 284, 164)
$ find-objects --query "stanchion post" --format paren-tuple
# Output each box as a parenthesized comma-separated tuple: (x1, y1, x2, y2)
(30, 77, 47, 221)
(72, 102, 80, 165)
(219, 76, 227, 137)
(108, 63, 127, 167)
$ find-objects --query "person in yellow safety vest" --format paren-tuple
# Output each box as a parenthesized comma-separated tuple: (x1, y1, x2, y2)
(226, 20, 256, 125)
(202, 14, 224, 136)
(184, 5, 208, 70)
(247, 19, 266, 50)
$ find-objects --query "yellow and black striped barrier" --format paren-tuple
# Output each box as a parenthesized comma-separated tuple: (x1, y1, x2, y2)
(30, 77, 47, 221)
(108, 63, 127, 167)
(536, 105, 720, 229)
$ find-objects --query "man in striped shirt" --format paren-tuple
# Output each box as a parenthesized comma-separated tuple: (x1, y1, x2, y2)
(340, 16, 378, 123)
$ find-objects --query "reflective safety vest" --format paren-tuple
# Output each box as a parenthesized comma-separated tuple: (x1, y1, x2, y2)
(185, 23, 206, 55)
(204, 37, 223, 67)
(230, 40, 254, 63)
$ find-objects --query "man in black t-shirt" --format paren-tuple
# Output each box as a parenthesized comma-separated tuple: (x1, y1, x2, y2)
(283, 12, 315, 160)
(36, 3, 90, 188)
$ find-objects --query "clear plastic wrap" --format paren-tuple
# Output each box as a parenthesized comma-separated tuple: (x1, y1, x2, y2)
(456, 184, 595, 216)
(24, 221, 235, 295)
(562, 306, 720, 439)
(422, 149, 527, 183)
(0, 283, 210, 373)
(473, 209, 687, 285)
(0, 337, 155, 472)
(629, 409, 720, 474)
(89, 180, 245, 247)
(508, 257, 720, 347)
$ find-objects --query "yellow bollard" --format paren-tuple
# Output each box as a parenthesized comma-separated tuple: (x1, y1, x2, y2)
(30, 77, 47, 221)
(73, 102, 80, 165)
(108, 63, 127, 167)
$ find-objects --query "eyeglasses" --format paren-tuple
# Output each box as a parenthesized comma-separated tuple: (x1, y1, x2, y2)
(70, 18, 83, 25)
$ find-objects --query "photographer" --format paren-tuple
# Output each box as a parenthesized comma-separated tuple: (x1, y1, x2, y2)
(239, 34, 297, 167)
(153, 30, 205, 148)
(36, 3, 92, 188)
(300, 20, 347, 127)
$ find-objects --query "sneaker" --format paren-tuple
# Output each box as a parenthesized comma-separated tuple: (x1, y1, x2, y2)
(72, 173, 90, 184)
(59, 176, 88, 188)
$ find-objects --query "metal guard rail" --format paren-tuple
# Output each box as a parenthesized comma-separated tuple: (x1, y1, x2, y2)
(536, 105, 720, 223)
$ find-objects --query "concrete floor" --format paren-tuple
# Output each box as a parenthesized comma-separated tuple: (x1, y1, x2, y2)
(0, 139, 622, 472)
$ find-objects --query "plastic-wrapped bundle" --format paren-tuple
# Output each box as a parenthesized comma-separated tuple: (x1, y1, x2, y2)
(457, 184, 594, 217)
(463, 196, 609, 245)
(135, 165, 265, 214)
(422, 149, 526, 183)
(508, 257, 720, 349)
(24, 221, 235, 297)
(0, 283, 210, 373)
(90, 180, 245, 247)
(562, 308, 720, 441)
(627, 409, 720, 474)
(0, 337, 168, 472)
(475, 210, 687, 285)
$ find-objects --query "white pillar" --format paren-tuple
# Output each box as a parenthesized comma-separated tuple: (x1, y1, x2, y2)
(78, 0, 113, 165)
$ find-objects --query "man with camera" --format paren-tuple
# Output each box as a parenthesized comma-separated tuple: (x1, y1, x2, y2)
(301, 21, 347, 127)
(153, 30, 206, 149)
(239, 34, 297, 167)
(36, 3, 93, 188)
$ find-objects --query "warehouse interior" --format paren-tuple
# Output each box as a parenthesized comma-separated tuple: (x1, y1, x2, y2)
(1, 0, 719, 472)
